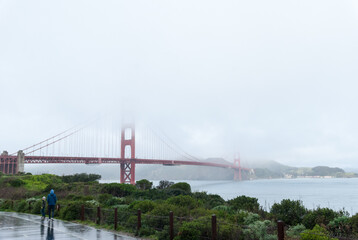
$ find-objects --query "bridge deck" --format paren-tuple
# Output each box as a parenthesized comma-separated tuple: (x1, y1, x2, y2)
(23, 156, 251, 171)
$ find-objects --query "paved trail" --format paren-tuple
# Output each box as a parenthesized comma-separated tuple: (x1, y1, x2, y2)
(0, 211, 138, 240)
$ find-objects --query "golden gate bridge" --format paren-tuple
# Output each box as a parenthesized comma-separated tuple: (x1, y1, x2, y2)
(0, 119, 251, 184)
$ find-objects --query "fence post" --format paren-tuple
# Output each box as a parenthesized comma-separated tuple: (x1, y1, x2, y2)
(137, 209, 141, 232)
(114, 208, 118, 230)
(28, 201, 31, 211)
(277, 220, 284, 240)
(212, 214, 217, 240)
(81, 205, 84, 221)
(169, 211, 174, 240)
(97, 206, 101, 225)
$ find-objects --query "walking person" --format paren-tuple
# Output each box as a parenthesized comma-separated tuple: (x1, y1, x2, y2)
(47, 189, 57, 221)
(41, 196, 46, 220)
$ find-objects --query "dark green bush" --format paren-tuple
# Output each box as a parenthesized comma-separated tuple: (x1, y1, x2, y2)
(101, 183, 136, 197)
(98, 194, 112, 205)
(349, 213, 358, 233)
(9, 178, 25, 187)
(170, 182, 191, 193)
(116, 205, 132, 225)
(106, 197, 124, 206)
(157, 180, 174, 189)
(148, 203, 179, 229)
(0, 199, 13, 210)
(176, 221, 202, 240)
(175, 217, 211, 240)
(270, 199, 307, 226)
(130, 200, 156, 213)
(164, 188, 189, 197)
(60, 202, 82, 221)
(328, 216, 351, 235)
(167, 195, 199, 210)
(136, 179, 153, 190)
(30, 200, 42, 214)
(62, 173, 101, 183)
(14, 200, 28, 212)
(138, 226, 156, 237)
(125, 215, 138, 230)
(302, 208, 339, 229)
(228, 195, 260, 212)
(300, 225, 338, 240)
(192, 192, 225, 209)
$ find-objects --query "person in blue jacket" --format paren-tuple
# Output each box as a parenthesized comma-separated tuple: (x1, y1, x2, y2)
(47, 189, 57, 221)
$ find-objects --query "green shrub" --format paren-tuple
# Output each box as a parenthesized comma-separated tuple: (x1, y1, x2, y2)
(244, 212, 261, 225)
(60, 202, 82, 221)
(243, 220, 276, 240)
(157, 180, 174, 189)
(175, 218, 209, 240)
(106, 197, 124, 206)
(167, 195, 199, 210)
(228, 195, 260, 212)
(85, 199, 99, 207)
(115, 205, 131, 225)
(0, 199, 13, 210)
(61, 173, 101, 183)
(328, 216, 351, 235)
(136, 179, 153, 190)
(192, 192, 225, 209)
(9, 178, 25, 187)
(286, 224, 306, 238)
(125, 215, 138, 230)
(302, 208, 339, 229)
(170, 182, 191, 193)
(233, 210, 251, 225)
(138, 226, 156, 237)
(14, 200, 28, 212)
(101, 183, 136, 197)
(30, 200, 42, 214)
(350, 213, 358, 233)
(148, 203, 180, 229)
(98, 193, 112, 205)
(130, 200, 156, 213)
(212, 205, 234, 214)
(270, 199, 307, 226)
(300, 225, 338, 240)
(164, 188, 189, 197)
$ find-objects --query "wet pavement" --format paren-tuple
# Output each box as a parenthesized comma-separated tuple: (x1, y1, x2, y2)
(0, 211, 138, 240)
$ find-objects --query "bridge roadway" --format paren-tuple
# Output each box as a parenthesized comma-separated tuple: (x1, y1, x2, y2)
(0, 211, 139, 240)
(23, 156, 250, 171)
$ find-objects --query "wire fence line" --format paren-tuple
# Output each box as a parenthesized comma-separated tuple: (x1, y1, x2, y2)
(2, 200, 358, 240)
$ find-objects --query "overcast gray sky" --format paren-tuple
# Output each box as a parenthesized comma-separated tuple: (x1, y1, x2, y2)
(1, 1, 358, 168)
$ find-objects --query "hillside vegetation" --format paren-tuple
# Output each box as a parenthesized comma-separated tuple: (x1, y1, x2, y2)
(1, 172, 358, 239)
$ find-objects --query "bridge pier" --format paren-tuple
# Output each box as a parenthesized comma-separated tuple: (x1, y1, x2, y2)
(17, 150, 24, 173)
(0, 151, 20, 175)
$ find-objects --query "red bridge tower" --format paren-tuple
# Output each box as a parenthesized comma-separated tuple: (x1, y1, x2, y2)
(233, 156, 242, 181)
(120, 124, 136, 184)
